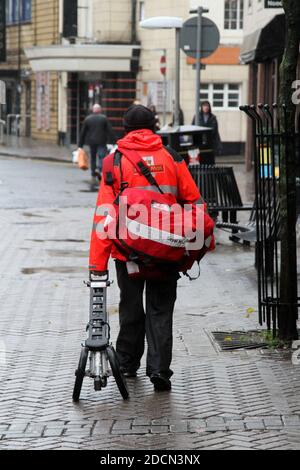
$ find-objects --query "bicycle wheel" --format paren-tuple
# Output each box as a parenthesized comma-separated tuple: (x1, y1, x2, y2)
(106, 346, 129, 400)
(73, 346, 89, 402)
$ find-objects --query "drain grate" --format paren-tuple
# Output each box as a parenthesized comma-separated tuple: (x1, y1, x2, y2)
(211, 330, 269, 351)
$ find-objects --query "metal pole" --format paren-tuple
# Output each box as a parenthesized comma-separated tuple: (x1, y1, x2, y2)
(174, 27, 181, 128)
(195, 7, 203, 126)
(190, 6, 209, 126)
(163, 72, 167, 126)
(17, 0, 22, 115)
(76, 77, 80, 145)
(163, 48, 167, 126)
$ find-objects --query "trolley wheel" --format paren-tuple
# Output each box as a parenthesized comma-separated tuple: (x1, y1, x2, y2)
(106, 346, 129, 400)
(72, 346, 89, 402)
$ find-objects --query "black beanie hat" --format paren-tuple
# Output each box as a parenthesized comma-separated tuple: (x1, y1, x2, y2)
(123, 104, 156, 132)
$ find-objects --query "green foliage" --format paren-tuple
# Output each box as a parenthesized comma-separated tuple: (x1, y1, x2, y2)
(259, 330, 291, 349)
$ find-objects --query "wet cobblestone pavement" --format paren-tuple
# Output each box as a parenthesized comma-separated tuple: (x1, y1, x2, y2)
(0, 156, 299, 450)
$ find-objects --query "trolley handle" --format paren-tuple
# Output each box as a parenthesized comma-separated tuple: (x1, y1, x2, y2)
(85, 271, 112, 287)
(90, 271, 109, 282)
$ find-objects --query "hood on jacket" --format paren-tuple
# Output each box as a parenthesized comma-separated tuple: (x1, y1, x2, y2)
(117, 129, 163, 152)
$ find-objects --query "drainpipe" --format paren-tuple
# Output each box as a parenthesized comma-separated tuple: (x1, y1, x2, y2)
(131, 0, 137, 44)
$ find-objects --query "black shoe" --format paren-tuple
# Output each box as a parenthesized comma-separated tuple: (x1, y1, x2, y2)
(90, 176, 98, 186)
(147, 368, 173, 379)
(150, 373, 171, 391)
(120, 369, 137, 378)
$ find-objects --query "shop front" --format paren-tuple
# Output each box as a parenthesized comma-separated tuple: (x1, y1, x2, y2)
(240, 13, 285, 169)
(25, 43, 140, 145)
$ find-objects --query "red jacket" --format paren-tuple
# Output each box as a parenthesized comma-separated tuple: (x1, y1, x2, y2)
(89, 129, 203, 272)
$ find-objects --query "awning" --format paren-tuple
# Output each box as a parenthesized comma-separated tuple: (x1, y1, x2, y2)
(240, 14, 285, 64)
(24, 44, 140, 73)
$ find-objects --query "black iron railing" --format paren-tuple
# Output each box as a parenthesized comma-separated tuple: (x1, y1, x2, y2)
(241, 104, 300, 334)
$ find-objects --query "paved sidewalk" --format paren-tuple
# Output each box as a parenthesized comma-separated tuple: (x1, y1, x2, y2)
(0, 136, 73, 163)
(0, 135, 245, 166)
(0, 156, 299, 450)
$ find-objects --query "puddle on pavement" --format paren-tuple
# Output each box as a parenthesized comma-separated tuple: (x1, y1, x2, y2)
(27, 238, 86, 243)
(46, 249, 88, 258)
(22, 266, 86, 275)
(14, 222, 50, 225)
(79, 189, 98, 193)
(22, 212, 48, 218)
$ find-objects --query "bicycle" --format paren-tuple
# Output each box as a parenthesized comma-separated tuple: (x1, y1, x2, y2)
(72, 273, 129, 401)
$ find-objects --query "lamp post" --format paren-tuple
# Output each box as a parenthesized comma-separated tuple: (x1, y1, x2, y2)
(17, 0, 22, 115)
(140, 17, 183, 128)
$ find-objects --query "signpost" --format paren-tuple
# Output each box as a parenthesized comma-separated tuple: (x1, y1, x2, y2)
(264, 0, 282, 8)
(0, 0, 6, 62)
(181, 10, 220, 125)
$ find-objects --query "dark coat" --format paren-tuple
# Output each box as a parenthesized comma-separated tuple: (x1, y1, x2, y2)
(79, 113, 116, 148)
(192, 113, 222, 155)
(169, 108, 185, 126)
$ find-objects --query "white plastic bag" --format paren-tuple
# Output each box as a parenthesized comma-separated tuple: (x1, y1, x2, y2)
(107, 144, 118, 154)
(72, 149, 79, 164)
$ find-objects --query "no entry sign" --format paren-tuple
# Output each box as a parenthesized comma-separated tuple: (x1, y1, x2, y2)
(160, 55, 166, 76)
(180, 16, 220, 59)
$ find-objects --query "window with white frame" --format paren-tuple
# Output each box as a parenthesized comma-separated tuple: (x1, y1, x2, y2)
(224, 0, 244, 30)
(200, 83, 242, 110)
(6, 0, 31, 24)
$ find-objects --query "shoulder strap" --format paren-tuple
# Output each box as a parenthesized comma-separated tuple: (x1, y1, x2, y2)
(102, 152, 115, 186)
(117, 147, 164, 195)
(164, 145, 184, 163)
(102, 153, 114, 186)
(102, 150, 122, 187)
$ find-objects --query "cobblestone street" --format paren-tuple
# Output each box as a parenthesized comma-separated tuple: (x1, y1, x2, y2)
(0, 156, 300, 450)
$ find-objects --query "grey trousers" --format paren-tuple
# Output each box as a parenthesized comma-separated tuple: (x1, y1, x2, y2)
(115, 261, 178, 377)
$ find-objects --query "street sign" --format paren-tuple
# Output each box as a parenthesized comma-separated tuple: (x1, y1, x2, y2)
(180, 16, 220, 59)
(0, 0, 6, 62)
(264, 0, 282, 7)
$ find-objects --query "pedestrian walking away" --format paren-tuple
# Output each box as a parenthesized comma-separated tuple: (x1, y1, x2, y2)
(192, 101, 222, 163)
(89, 104, 214, 392)
(78, 104, 116, 185)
